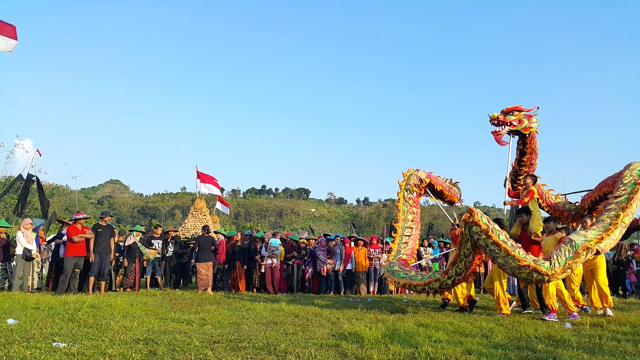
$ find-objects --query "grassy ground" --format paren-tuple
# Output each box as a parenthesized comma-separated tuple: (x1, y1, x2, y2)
(1, 291, 639, 360)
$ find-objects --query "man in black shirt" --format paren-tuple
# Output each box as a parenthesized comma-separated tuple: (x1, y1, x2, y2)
(144, 224, 164, 290)
(162, 226, 181, 290)
(89, 210, 116, 294)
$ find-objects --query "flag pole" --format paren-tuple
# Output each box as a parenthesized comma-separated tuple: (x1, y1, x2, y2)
(195, 165, 199, 197)
(503, 135, 513, 215)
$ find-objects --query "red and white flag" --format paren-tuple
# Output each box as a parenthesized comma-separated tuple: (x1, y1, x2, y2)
(215, 196, 230, 215)
(196, 169, 222, 196)
(0, 20, 18, 53)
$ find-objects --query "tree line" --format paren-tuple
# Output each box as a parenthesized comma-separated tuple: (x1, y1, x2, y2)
(0, 177, 506, 240)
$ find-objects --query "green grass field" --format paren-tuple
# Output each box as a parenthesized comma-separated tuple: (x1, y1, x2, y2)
(1, 291, 638, 359)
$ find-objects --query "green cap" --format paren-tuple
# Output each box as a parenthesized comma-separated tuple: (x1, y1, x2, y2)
(214, 228, 227, 236)
(226, 229, 238, 237)
(129, 225, 145, 233)
(0, 218, 10, 228)
(254, 231, 265, 239)
(287, 234, 300, 242)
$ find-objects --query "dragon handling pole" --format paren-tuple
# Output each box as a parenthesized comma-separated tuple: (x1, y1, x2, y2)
(503, 135, 513, 215)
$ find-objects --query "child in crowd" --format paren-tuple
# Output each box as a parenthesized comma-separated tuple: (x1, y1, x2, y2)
(268, 236, 281, 259)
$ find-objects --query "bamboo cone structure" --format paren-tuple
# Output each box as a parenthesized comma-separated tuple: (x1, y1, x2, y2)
(178, 197, 220, 239)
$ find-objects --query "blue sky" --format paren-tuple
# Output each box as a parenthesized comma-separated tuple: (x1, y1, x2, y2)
(1, 1, 638, 208)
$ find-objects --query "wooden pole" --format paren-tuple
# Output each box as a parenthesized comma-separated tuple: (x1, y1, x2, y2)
(410, 248, 457, 267)
(425, 188, 454, 224)
(503, 135, 513, 215)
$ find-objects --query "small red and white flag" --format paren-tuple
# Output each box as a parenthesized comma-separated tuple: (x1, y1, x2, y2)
(215, 196, 230, 215)
(0, 20, 18, 53)
(196, 169, 222, 196)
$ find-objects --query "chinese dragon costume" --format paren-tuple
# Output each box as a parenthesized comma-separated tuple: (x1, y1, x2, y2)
(385, 105, 640, 294)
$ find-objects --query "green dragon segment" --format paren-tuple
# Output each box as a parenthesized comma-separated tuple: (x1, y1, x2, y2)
(385, 106, 640, 294)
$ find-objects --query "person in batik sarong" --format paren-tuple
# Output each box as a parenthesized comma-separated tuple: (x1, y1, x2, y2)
(194, 225, 218, 294)
(122, 226, 145, 292)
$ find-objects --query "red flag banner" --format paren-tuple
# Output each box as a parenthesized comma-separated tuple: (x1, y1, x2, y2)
(196, 170, 222, 196)
(0, 20, 18, 53)
(215, 196, 230, 215)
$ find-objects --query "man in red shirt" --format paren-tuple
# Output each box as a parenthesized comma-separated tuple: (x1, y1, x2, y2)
(56, 212, 94, 295)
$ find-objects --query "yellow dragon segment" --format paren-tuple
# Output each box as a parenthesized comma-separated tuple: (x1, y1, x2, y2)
(385, 106, 640, 294)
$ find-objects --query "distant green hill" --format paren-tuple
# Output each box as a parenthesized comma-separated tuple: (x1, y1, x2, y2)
(0, 176, 506, 238)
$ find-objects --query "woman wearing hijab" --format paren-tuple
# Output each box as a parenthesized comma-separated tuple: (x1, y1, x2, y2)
(13, 218, 37, 292)
(122, 226, 145, 292)
(367, 236, 383, 295)
(194, 225, 218, 294)
(430, 240, 442, 272)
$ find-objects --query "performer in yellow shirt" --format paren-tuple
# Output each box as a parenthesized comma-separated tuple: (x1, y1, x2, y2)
(581, 214, 614, 317)
(505, 174, 543, 241)
(540, 216, 580, 321)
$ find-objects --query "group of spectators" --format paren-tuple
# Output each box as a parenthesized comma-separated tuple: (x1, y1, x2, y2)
(0, 210, 397, 296)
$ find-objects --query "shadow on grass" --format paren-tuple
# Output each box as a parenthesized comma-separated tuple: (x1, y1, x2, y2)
(213, 291, 437, 315)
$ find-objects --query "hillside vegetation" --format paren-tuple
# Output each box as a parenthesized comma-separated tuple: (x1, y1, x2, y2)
(0, 177, 505, 238)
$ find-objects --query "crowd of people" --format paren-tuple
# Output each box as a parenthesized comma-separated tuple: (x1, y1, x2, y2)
(0, 210, 397, 296)
(0, 183, 638, 325)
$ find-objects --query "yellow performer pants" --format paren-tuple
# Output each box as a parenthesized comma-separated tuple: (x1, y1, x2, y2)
(543, 280, 577, 314)
(565, 264, 587, 308)
(583, 255, 613, 310)
(452, 277, 475, 308)
(441, 290, 452, 302)
(484, 266, 511, 315)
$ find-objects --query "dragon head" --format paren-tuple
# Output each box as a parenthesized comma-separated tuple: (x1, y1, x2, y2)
(489, 105, 540, 146)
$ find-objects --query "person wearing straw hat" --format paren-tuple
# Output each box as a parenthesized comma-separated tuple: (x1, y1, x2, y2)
(56, 212, 94, 295)
(88, 210, 116, 295)
(122, 225, 145, 292)
(211, 228, 227, 292)
(332, 234, 346, 296)
(297, 237, 311, 293)
(221, 230, 238, 292)
(285, 233, 304, 293)
(0, 219, 12, 291)
(163, 226, 181, 290)
(353, 237, 369, 295)
(248, 231, 264, 293)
